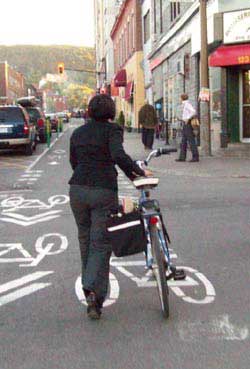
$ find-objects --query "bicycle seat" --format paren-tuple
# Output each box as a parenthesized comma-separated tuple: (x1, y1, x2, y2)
(133, 177, 159, 189)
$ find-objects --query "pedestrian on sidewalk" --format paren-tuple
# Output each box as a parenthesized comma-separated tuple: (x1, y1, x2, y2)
(69, 94, 152, 320)
(176, 93, 199, 162)
(138, 100, 158, 150)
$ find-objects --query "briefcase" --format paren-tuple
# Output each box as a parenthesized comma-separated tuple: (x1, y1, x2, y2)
(106, 211, 147, 257)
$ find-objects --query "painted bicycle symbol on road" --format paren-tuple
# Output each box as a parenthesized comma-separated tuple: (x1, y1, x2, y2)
(0, 195, 69, 226)
(75, 254, 216, 307)
(0, 233, 68, 267)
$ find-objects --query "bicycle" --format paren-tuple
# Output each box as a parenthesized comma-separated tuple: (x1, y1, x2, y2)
(133, 148, 186, 318)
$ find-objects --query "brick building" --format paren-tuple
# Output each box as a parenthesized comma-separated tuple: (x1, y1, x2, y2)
(0, 61, 25, 104)
(111, 0, 145, 129)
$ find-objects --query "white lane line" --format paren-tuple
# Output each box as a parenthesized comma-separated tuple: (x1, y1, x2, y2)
(21, 174, 41, 178)
(0, 190, 32, 194)
(0, 283, 51, 306)
(26, 127, 69, 172)
(0, 271, 53, 294)
(18, 178, 38, 182)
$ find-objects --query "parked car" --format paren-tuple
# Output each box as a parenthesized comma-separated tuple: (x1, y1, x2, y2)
(17, 97, 47, 143)
(45, 113, 59, 131)
(0, 105, 36, 155)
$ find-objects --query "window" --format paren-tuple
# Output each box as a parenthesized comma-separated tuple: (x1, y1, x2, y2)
(127, 21, 130, 55)
(143, 11, 150, 43)
(170, 1, 181, 22)
(160, 0, 163, 33)
(131, 13, 135, 50)
(153, 0, 156, 34)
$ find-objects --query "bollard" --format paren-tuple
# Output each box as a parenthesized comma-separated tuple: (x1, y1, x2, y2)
(57, 117, 63, 137)
(46, 118, 51, 147)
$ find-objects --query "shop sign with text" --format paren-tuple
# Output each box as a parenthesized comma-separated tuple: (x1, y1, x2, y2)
(224, 9, 250, 44)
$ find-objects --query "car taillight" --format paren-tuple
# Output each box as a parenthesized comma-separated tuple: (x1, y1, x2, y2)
(23, 123, 29, 135)
(37, 118, 44, 127)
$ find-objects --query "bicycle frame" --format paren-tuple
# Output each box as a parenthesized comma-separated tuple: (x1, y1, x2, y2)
(138, 184, 171, 270)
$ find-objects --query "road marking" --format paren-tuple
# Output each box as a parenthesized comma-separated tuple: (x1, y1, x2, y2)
(75, 272, 120, 307)
(111, 259, 216, 304)
(18, 178, 38, 182)
(0, 210, 62, 226)
(0, 243, 33, 262)
(26, 127, 68, 172)
(21, 174, 41, 178)
(179, 315, 249, 341)
(0, 283, 51, 306)
(0, 271, 53, 294)
(0, 234, 68, 266)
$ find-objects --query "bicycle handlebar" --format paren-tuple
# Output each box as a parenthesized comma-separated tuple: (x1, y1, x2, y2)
(136, 147, 177, 169)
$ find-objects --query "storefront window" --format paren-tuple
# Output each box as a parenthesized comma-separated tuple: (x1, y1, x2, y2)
(209, 67, 222, 122)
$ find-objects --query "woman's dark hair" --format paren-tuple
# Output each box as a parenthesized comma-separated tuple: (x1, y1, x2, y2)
(88, 94, 116, 121)
(181, 93, 189, 101)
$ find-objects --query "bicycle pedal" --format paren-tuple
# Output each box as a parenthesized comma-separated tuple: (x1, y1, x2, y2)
(173, 269, 186, 281)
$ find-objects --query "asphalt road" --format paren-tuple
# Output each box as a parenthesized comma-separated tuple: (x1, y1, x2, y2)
(0, 119, 249, 369)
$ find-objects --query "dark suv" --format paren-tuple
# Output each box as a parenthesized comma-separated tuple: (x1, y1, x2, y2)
(17, 97, 46, 143)
(0, 105, 36, 155)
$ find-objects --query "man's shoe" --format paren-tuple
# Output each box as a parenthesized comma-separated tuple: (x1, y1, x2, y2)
(188, 159, 199, 162)
(86, 292, 101, 320)
(175, 159, 185, 162)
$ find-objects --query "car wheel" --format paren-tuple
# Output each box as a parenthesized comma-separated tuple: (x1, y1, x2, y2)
(24, 142, 33, 156)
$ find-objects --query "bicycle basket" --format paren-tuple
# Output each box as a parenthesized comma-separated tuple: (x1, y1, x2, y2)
(106, 211, 147, 257)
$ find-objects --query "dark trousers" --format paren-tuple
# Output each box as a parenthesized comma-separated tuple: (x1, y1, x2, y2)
(179, 123, 199, 160)
(142, 127, 154, 149)
(69, 185, 118, 305)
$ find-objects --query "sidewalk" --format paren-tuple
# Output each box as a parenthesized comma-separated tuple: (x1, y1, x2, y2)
(123, 131, 250, 179)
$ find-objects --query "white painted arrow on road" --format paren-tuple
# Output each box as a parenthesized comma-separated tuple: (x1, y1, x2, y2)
(0, 210, 62, 226)
(0, 271, 54, 307)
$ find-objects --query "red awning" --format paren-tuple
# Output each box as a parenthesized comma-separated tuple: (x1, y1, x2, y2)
(110, 79, 119, 97)
(209, 44, 250, 67)
(125, 81, 133, 101)
(114, 69, 127, 87)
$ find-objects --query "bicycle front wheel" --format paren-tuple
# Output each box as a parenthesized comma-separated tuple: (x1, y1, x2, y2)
(150, 223, 169, 318)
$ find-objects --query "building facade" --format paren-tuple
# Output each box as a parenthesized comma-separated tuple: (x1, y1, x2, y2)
(148, 0, 250, 152)
(111, 0, 145, 128)
(94, 0, 122, 93)
(0, 62, 25, 104)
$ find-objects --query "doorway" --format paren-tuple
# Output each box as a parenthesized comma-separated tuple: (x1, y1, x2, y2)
(240, 70, 250, 143)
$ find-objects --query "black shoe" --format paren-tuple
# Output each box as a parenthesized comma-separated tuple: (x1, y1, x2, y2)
(188, 159, 199, 162)
(175, 159, 185, 162)
(86, 292, 102, 320)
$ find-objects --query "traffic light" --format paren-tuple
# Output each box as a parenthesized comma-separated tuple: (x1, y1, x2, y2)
(57, 62, 64, 74)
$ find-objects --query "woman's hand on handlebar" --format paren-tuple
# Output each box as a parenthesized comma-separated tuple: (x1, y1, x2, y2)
(144, 169, 153, 177)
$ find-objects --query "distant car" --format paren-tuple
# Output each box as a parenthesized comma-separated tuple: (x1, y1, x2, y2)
(0, 105, 36, 155)
(57, 111, 69, 123)
(17, 97, 47, 143)
(45, 113, 59, 131)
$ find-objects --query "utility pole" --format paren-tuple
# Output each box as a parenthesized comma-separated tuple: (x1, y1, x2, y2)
(199, 0, 212, 156)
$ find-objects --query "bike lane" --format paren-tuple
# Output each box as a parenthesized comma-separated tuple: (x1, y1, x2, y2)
(0, 124, 249, 369)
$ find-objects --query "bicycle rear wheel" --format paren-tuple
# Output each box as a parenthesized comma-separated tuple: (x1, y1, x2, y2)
(150, 223, 169, 318)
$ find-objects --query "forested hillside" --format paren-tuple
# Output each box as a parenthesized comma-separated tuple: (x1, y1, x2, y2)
(0, 45, 95, 87)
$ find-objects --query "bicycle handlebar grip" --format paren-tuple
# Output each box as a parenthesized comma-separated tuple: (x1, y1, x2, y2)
(158, 148, 177, 155)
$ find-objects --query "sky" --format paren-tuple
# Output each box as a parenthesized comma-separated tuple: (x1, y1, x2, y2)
(0, 0, 94, 47)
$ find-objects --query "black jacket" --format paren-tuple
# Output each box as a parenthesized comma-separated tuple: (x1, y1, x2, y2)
(69, 120, 145, 191)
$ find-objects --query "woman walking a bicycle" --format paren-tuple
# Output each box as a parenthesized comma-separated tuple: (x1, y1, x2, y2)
(69, 94, 152, 319)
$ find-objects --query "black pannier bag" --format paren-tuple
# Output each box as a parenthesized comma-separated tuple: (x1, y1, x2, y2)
(106, 211, 147, 257)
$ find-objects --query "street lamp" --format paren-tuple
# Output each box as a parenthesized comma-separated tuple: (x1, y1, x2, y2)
(199, 0, 212, 156)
